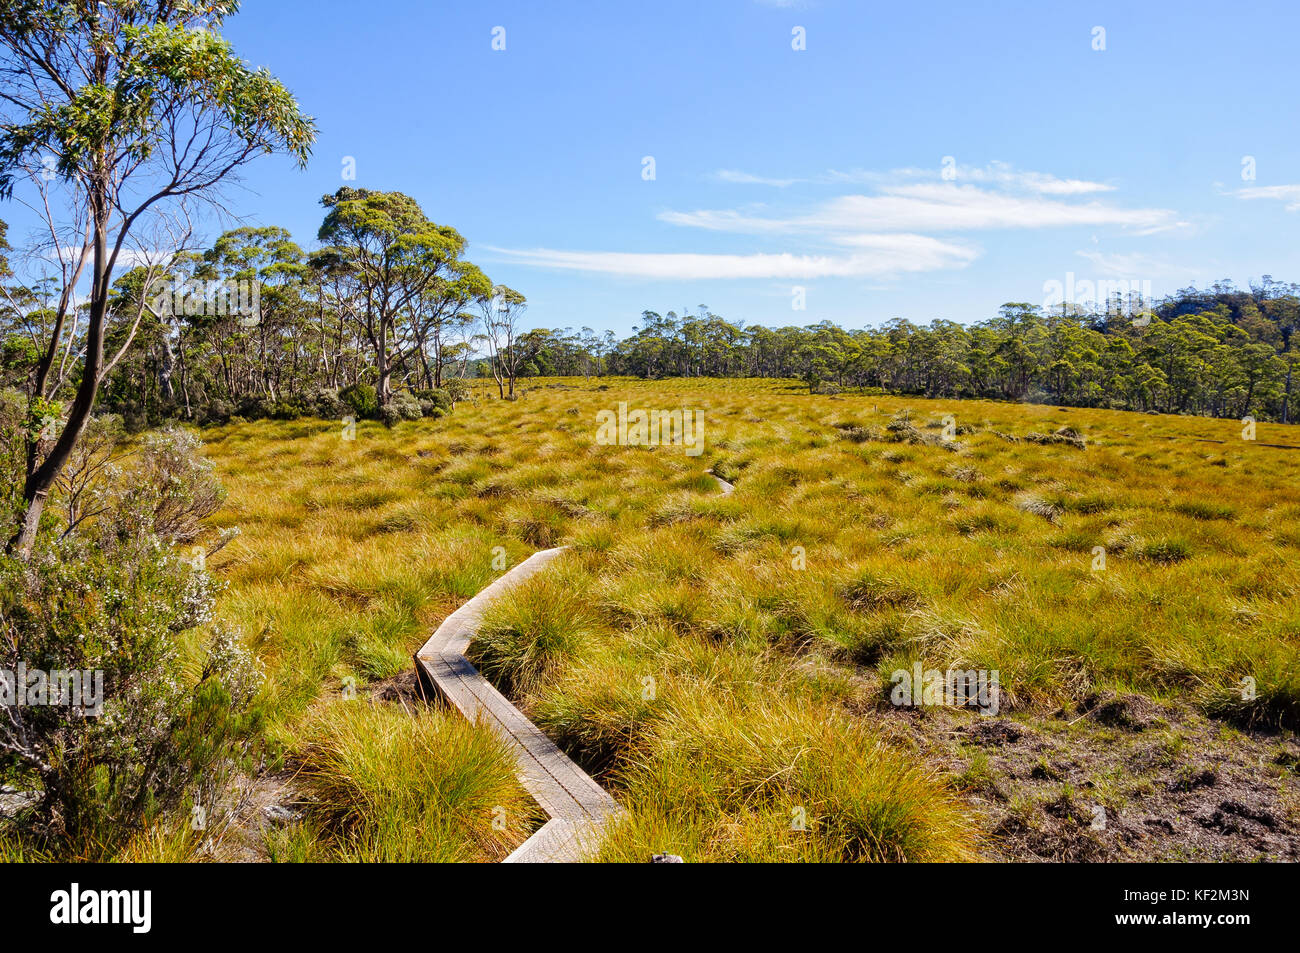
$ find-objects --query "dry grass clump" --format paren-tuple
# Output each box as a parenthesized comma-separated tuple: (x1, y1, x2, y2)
(1024, 426, 1087, 449)
(594, 693, 976, 862)
(292, 701, 538, 861)
(469, 562, 599, 696)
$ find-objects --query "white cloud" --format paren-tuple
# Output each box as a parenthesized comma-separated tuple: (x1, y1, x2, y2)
(662, 183, 1175, 234)
(713, 169, 803, 187)
(1235, 184, 1300, 211)
(715, 161, 1116, 195)
(959, 162, 1115, 195)
(482, 234, 978, 280)
(486, 163, 1176, 284)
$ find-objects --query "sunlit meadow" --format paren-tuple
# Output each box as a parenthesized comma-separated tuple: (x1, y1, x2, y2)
(201, 378, 1300, 862)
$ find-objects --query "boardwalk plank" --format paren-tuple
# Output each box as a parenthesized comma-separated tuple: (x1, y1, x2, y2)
(412, 476, 727, 861)
(413, 547, 621, 861)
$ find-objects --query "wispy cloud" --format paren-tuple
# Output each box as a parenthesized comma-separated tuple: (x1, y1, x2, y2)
(1235, 184, 1300, 211)
(1075, 249, 1189, 277)
(662, 184, 1175, 234)
(959, 162, 1115, 195)
(488, 163, 1178, 282)
(713, 169, 803, 187)
(714, 161, 1117, 196)
(482, 234, 978, 280)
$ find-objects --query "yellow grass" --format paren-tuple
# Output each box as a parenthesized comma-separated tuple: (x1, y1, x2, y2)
(202, 377, 1300, 861)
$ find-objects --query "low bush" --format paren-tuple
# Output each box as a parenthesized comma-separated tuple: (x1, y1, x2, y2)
(339, 383, 379, 420)
(380, 390, 423, 427)
(0, 428, 259, 860)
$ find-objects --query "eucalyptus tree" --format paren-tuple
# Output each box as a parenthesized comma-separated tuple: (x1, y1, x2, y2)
(318, 187, 469, 405)
(202, 226, 309, 402)
(0, 0, 314, 557)
(478, 284, 526, 397)
(306, 246, 361, 389)
(413, 259, 490, 389)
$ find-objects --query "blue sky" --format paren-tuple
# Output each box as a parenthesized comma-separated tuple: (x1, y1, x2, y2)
(20, 0, 1300, 335)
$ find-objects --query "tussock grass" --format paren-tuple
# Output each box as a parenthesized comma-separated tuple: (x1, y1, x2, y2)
(469, 561, 598, 696)
(200, 377, 1300, 862)
(292, 701, 538, 862)
(595, 694, 975, 862)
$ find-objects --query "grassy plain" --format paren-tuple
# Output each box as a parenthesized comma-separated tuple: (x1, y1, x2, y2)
(201, 377, 1300, 861)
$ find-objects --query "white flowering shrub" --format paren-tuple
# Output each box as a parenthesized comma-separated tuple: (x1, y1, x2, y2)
(106, 427, 226, 545)
(0, 427, 260, 859)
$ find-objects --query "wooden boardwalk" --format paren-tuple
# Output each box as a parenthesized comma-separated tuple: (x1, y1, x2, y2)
(414, 548, 623, 863)
(413, 472, 734, 862)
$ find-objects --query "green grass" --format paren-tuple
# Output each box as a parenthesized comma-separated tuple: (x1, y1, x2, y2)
(196, 377, 1300, 862)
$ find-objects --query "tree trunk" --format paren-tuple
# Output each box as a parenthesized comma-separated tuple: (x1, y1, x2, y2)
(9, 194, 111, 559)
(1283, 364, 1293, 424)
(376, 319, 392, 405)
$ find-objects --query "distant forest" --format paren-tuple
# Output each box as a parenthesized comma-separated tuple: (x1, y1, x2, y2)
(3, 203, 1298, 427)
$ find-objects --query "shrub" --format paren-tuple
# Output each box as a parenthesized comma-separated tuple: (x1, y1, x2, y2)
(307, 387, 346, 420)
(339, 383, 379, 420)
(236, 396, 279, 421)
(204, 399, 234, 424)
(442, 378, 470, 405)
(109, 428, 226, 545)
(413, 388, 453, 418)
(379, 391, 422, 427)
(413, 388, 452, 412)
(0, 387, 26, 531)
(0, 429, 260, 859)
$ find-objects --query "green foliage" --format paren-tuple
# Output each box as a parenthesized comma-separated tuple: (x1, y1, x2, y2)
(0, 387, 25, 529)
(442, 378, 470, 404)
(379, 390, 422, 427)
(339, 383, 378, 420)
(0, 2, 313, 197)
(0, 427, 258, 859)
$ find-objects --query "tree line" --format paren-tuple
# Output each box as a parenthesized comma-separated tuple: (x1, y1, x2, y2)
(1, 185, 532, 431)
(568, 284, 1300, 422)
(6, 195, 1299, 430)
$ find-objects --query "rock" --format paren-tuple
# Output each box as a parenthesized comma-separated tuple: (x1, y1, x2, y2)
(263, 804, 302, 826)
(651, 853, 685, 863)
